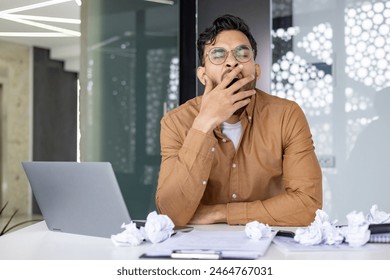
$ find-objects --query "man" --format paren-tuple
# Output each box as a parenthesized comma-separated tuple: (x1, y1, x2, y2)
(156, 14, 322, 226)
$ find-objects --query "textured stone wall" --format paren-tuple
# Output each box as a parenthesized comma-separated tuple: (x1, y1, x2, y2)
(0, 39, 31, 215)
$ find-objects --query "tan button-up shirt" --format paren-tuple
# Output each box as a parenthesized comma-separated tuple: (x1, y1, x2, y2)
(156, 89, 322, 226)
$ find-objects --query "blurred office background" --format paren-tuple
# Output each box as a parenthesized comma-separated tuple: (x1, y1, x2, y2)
(0, 0, 389, 226)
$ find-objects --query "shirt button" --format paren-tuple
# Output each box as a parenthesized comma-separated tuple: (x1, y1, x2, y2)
(211, 147, 215, 152)
(232, 193, 237, 199)
(202, 180, 207, 185)
(232, 163, 237, 168)
(222, 138, 227, 143)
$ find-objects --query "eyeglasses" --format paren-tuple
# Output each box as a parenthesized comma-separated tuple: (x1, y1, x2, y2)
(206, 45, 254, 65)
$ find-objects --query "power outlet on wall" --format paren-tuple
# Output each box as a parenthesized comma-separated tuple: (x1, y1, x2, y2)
(318, 155, 335, 168)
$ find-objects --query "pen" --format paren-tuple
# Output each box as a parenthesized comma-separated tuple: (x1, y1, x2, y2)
(276, 230, 295, 238)
(171, 250, 221, 260)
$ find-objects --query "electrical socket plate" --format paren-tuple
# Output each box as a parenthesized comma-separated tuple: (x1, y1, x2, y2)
(318, 155, 335, 168)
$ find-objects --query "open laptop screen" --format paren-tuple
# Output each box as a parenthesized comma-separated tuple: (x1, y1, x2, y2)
(22, 161, 131, 238)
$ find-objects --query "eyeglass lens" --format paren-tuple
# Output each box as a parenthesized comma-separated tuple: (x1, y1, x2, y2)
(208, 45, 252, 64)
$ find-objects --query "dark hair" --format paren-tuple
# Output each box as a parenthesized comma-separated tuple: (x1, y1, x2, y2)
(197, 14, 258, 66)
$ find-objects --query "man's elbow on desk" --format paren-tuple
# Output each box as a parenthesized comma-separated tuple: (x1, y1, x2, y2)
(155, 199, 193, 227)
(284, 201, 322, 227)
(298, 191, 323, 226)
(156, 208, 189, 227)
(156, 199, 228, 226)
(287, 195, 323, 227)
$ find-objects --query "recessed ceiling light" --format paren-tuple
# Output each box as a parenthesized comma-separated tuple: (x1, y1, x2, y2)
(144, 0, 174, 5)
(0, 32, 73, 37)
(0, 0, 80, 38)
(9, 14, 80, 24)
(0, 13, 80, 37)
(0, 0, 73, 14)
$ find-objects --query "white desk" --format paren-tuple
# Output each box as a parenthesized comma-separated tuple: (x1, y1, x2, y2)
(0, 221, 389, 260)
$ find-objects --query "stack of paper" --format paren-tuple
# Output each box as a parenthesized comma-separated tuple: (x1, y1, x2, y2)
(141, 229, 277, 259)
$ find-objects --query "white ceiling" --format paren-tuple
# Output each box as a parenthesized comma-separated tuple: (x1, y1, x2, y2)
(0, 0, 81, 72)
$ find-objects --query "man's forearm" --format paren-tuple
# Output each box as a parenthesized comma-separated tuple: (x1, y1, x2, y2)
(226, 179, 322, 226)
(189, 204, 227, 224)
(156, 126, 218, 225)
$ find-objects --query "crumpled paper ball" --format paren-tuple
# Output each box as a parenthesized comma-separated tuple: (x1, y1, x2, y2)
(367, 204, 390, 224)
(321, 221, 344, 245)
(313, 208, 330, 225)
(111, 211, 175, 246)
(111, 222, 144, 246)
(294, 208, 374, 247)
(294, 209, 344, 246)
(343, 211, 370, 247)
(141, 211, 175, 244)
(294, 224, 323, 245)
(245, 221, 272, 240)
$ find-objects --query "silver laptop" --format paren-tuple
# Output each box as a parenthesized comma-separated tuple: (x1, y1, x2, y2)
(22, 161, 132, 238)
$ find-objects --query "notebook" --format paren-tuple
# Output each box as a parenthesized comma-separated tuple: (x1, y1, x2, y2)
(369, 233, 390, 243)
(368, 223, 390, 243)
(22, 161, 132, 238)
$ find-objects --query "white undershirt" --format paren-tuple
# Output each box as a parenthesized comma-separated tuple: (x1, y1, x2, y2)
(221, 121, 243, 151)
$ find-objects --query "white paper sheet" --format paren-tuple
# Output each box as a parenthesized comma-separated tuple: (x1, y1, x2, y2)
(142, 229, 277, 259)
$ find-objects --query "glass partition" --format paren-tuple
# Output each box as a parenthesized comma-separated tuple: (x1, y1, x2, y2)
(80, 0, 179, 219)
(271, 0, 390, 221)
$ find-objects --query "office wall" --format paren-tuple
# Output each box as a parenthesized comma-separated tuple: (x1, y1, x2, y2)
(0, 40, 31, 215)
(32, 47, 78, 163)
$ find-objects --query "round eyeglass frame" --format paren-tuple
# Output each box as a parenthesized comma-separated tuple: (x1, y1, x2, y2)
(206, 45, 254, 65)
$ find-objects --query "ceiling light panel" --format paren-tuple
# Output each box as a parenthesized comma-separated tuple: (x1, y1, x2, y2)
(0, 0, 80, 38)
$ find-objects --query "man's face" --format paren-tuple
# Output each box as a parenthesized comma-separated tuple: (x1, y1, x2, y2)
(199, 30, 260, 91)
